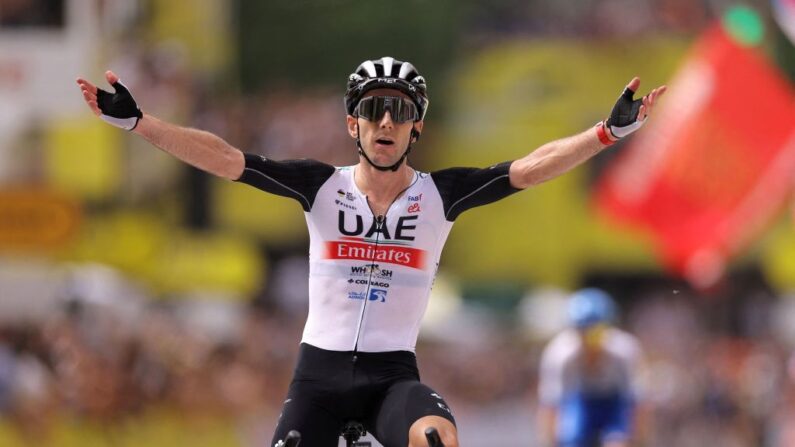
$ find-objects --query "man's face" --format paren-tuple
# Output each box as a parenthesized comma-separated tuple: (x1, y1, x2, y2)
(346, 88, 423, 168)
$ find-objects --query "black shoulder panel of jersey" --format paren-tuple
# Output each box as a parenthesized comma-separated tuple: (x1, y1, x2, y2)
(430, 161, 521, 221)
(235, 154, 336, 212)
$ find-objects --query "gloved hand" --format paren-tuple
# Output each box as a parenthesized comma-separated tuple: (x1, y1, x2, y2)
(76, 71, 143, 131)
(597, 77, 666, 145)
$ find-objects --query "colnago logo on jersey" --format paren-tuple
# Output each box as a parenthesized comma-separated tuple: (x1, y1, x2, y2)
(325, 210, 427, 269)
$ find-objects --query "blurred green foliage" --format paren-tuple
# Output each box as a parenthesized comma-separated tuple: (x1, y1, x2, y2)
(236, 0, 464, 92)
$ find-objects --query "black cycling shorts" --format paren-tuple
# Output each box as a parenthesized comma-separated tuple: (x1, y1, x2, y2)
(271, 343, 456, 447)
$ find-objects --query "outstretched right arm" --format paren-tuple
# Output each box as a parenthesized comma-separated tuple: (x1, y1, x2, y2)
(132, 113, 245, 180)
(76, 70, 244, 180)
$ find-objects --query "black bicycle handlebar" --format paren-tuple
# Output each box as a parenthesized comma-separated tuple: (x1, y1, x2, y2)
(425, 427, 445, 447)
(277, 423, 442, 446)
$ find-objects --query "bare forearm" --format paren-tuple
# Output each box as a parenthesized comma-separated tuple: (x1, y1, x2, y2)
(133, 113, 245, 180)
(509, 126, 606, 189)
(537, 406, 558, 447)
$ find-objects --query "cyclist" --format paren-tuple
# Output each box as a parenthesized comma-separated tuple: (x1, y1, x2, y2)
(77, 57, 665, 447)
(537, 288, 647, 447)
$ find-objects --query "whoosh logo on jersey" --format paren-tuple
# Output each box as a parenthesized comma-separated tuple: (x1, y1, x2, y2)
(351, 264, 393, 277)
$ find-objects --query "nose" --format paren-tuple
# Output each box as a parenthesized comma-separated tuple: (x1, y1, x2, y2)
(378, 110, 394, 129)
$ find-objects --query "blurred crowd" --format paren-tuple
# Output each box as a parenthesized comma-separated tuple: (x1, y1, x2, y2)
(0, 294, 301, 446)
(2, 268, 795, 446)
(624, 289, 795, 447)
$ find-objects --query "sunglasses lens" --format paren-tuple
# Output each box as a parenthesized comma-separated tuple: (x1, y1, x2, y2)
(356, 96, 418, 123)
(357, 97, 376, 120)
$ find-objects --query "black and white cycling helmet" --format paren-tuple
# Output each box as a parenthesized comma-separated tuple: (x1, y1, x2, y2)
(344, 56, 429, 120)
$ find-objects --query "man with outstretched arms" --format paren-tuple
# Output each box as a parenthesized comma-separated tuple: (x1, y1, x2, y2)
(77, 58, 665, 447)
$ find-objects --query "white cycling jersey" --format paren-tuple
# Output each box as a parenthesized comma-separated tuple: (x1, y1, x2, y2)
(237, 154, 519, 352)
(538, 327, 644, 406)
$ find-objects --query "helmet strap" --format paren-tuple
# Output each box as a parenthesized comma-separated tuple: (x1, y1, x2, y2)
(355, 122, 413, 172)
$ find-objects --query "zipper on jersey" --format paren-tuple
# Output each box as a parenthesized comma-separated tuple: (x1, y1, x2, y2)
(350, 170, 419, 356)
(352, 213, 384, 357)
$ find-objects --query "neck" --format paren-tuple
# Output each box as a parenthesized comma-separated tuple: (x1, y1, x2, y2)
(354, 160, 414, 202)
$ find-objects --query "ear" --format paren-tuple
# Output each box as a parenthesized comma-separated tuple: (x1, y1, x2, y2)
(411, 121, 424, 142)
(346, 115, 358, 138)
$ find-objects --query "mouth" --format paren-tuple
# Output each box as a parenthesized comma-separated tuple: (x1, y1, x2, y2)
(375, 137, 394, 146)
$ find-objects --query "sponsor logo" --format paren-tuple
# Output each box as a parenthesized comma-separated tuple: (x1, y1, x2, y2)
(336, 190, 356, 201)
(338, 211, 418, 241)
(369, 289, 387, 302)
(350, 264, 394, 279)
(326, 239, 425, 269)
(348, 278, 390, 288)
(408, 193, 422, 202)
(365, 77, 416, 93)
(431, 393, 443, 400)
(407, 203, 420, 213)
(348, 291, 367, 300)
(335, 199, 357, 211)
(350, 266, 368, 276)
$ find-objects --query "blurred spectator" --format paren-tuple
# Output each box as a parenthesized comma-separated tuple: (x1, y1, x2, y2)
(0, 337, 13, 413)
(537, 288, 648, 447)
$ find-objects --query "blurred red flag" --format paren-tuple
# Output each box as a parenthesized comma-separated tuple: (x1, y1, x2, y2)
(595, 24, 795, 287)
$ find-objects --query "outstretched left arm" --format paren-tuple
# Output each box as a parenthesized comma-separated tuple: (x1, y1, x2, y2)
(509, 77, 666, 190)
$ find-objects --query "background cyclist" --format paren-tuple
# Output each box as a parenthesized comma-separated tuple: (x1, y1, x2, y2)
(537, 288, 648, 447)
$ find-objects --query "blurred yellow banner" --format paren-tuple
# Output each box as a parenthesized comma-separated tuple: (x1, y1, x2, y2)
(148, 0, 233, 72)
(0, 188, 80, 250)
(45, 118, 122, 201)
(67, 210, 264, 297)
(213, 178, 309, 242)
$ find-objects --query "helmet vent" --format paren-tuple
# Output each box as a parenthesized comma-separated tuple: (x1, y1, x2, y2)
(381, 57, 395, 76)
(360, 60, 377, 77)
(398, 62, 416, 79)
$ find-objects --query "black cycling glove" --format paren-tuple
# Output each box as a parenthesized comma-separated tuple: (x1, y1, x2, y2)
(96, 81, 143, 131)
(604, 87, 645, 139)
